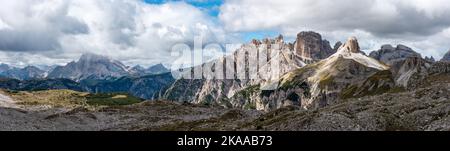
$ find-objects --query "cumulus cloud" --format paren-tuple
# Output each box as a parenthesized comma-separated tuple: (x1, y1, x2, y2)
(1, 0, 449, 66)
(0, 0, 232, 67)
(0, 0, 88, 52)
(220, 0, 450, 59)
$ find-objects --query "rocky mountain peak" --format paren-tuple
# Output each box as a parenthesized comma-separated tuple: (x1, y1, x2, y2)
(251, 39, 262, 46)
(369, 44, 421, 66)
(47, 53, 132, 81)
(380, 44, 395, 50)
(275, 34, 284, 43)
(425, 56, 435, 62)
(339, 37, 360, 53)
(22, 66, 44, 73)
(333, 41, 343, 51)
(147, 63, 169, 74)
(294, 31, 335, 60)
(396, 44, 414, 51)
(441, 49, 450, 62)
(0, 63, 10, 73)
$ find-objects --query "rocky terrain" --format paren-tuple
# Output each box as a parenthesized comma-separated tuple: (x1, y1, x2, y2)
(163, 31, 339, 108)
(1, 30, 449, 131)
(0, 76, 448, 131)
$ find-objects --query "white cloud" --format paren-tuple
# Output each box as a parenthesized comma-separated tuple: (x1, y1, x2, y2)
(0, 0, 233, 67)
(220, 0, 450, 59)
(1, 0, 450, 66)
(0, 19, 11, 30)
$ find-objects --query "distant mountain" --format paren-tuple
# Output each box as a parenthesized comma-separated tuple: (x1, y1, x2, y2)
(0, 53, 175, 100)
(424, 56, 435, 62)
(81, 72, 175, 100)
(130, 64, 170, 76)
(147, 63, 170, 74)
(442, 49, 450, 62)
(0, 66, 46, 80)
(0, 78, 82, 91)
(369, 44, 422, 65)
(0, 63, 10, 73)
(0, 72, 174, 100)
(47, 53, 132, 81)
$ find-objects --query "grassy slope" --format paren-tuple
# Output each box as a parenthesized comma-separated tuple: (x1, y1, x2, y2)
(4, 89, 143, 109)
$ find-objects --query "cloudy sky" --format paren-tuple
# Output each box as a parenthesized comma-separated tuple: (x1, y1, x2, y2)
(0, 0, 449, 67)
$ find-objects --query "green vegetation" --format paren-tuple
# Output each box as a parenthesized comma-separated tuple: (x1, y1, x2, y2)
(9, 90, 88, 108)
(243, 102, 256, 110)
(6, 89, 142, 109)
(318, 74, 334, 89)
(85, 93, 143, 106)
(234, 84, 260, 99)
(340, 70, 394, 99)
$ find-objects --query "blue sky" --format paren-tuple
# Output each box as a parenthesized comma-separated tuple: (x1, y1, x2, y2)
(144, 0, 223, 17)
(143, 0, 278, 43)
(1, 0, 449, 66)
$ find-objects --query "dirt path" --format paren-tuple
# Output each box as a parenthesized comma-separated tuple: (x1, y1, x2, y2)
(0, 93, 19, 109)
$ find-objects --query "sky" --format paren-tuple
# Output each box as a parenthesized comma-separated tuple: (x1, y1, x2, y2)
(0, 0, 450, 67)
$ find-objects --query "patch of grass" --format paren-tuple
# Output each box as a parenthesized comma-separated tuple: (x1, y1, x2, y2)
(85, 93, 143, 106)
(318, 74, 334, 89)
(340, 70, 394, 99)
(8, 89, 143, 109)
(234, 84, 260, 99)
(11, 90, 88, 108)
(243, 102, 256, 110)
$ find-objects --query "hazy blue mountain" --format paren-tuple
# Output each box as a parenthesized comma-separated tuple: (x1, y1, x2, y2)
(81, 72, 175, 100)
(0, 66, 46, 80)
(0, 78, 82, 91)
(0, 63, 10, 73)
(47, 53, 132, 81)
(147, 63, 170, 74)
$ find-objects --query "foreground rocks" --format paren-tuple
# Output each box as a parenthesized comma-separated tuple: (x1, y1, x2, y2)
(1, 80, 449, 131)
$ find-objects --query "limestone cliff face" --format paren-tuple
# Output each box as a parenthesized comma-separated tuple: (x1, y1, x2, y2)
(339, 37, 360, 53)
(294, 31, 336, 62)
(251, 37, 392, 111)
(163, 33, 447, 112)
(393, 56, 431, 88)
(163, 32, 326, 108)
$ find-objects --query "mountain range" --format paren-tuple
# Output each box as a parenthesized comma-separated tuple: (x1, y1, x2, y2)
(0, 53, 173, 100)
(163, 31, 450, 111)
(0, 31, 449, 111)
(0, 53, 170, 81)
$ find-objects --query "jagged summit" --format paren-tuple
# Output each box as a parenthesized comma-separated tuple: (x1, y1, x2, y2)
(369, 44, 421, 65)
(47, 53, 131, 81)
(337, 36, 360, 54)
(272, 36, 392, 109)
(147, 63, 170, 74)
(331, 37, 389, 70)
(294, 31, 335, 61)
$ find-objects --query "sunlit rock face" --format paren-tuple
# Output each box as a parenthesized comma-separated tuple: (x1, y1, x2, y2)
(294, 31, 335, 62)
